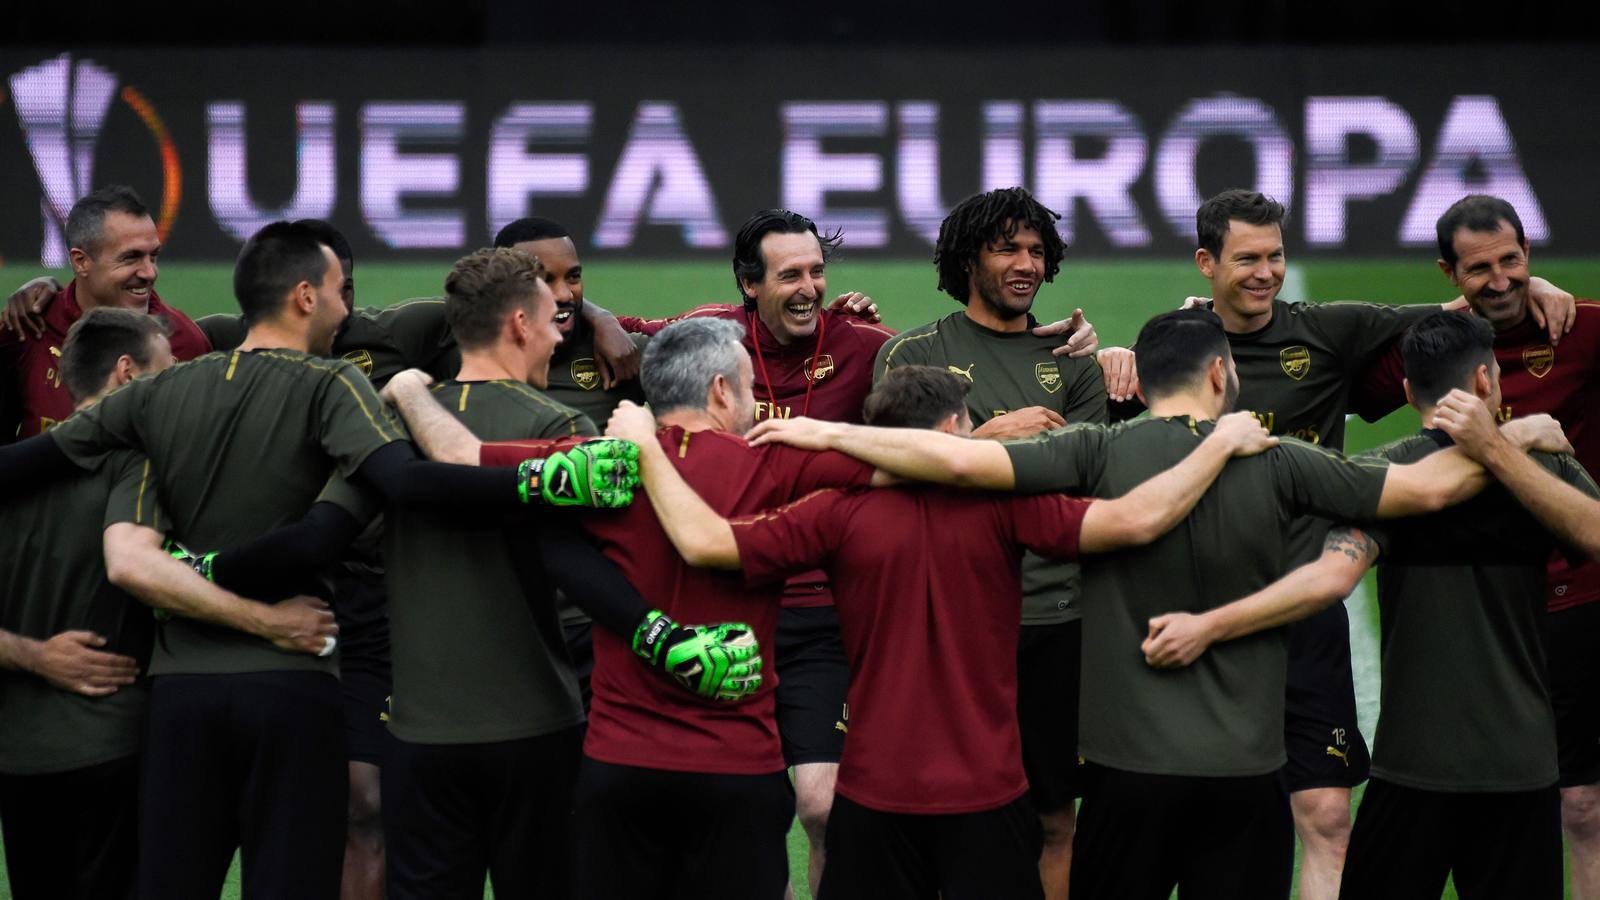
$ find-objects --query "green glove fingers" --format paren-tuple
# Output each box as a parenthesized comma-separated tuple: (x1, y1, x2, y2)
(518, 439, 641, 508)
(158, 538, 218, 623)
(632, 611, 764, 703)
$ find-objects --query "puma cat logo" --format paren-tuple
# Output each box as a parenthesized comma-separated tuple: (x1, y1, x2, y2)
(946, 363, 975, 382)
(1326, 746, 1350, 766)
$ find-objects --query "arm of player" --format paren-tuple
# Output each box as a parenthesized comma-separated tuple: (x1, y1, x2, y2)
(748, 417, 1017, 489)
(102, 523, 338, 654)
(577, 300, 642, 388)
(1079, 412, 1277, 553)
(1434, 390, 1600, 560)
(0, 433, 83, 493)
(1, 275, 60, 339)
(1141, 526, 1379, 668)
(380, 368, 480, 465)
(1374, 408, 1575, 517)
(169, 501, 367, 599)
(0, 627, 140, 697)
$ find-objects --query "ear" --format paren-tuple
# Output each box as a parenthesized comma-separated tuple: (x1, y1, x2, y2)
(508, 307, 529, 345)
(1471, 363, 1493, 400)
(1402, 377, 1416, 411)
(1436, 258, 1459, 287)
(293, 281, 317, 316)
(1195, 248, 1215, 280)
(1209, 355, 1227, 393)
(112, 354, 138, 388)
(68, 247, 92, 277)
(739, 278, 758, 303)
(933, 411, 962, 435)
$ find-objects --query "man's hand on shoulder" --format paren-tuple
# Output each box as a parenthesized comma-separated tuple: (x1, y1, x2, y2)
(588, 304, 642, 388)
(1034, 308, 1099, 358)
(746, 416, 840, 451)
(379, 368, 434, 405)
(2, 276, 61, 339)
(604, 400, 658, 447)
(827, 291, 881, 324)
(1208, 411, 1279, 457)
(970, 407, 1066, 440)
(1097, 347, 1138, 403)
(1527, 277, 1576, 345)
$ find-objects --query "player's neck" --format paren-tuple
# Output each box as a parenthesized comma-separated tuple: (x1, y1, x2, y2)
(656, 409, 723, 433)
(962, 300, 1028, 334)
(1213, 296, 1272, 334)
(1146, 391, 1222, 422)
(455, 348, 523, 384)
(237, 320, 312, 354)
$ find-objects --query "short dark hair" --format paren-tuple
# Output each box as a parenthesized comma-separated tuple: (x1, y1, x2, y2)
(292, 219, 354, 268)
(444, 247, 544, 351)
(731, 209, 841, 303)
(1435, 195, 1526, 269)
(60, 307, 168, 404)
(494, 217, 571, 249)
(934, 187, 1066, 303)
(233, 221, 335, 325)
(65, 185, 151, 257)
(1195, 189, 1285, 259)
(1401, 312, 1497, 407)
(862, 366, 971, 429)
(1133, 309, 1232, 401)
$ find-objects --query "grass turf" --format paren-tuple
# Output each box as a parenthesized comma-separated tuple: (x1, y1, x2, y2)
(2, 257, 1596, 900)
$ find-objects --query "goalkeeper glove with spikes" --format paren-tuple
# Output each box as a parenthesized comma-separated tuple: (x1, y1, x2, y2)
(156, 538, 218, 622)
(518, 439, 640, 508)
(632, 611, 762, 703)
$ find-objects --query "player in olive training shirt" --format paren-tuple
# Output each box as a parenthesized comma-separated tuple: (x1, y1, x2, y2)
(874, 187, 1107, 897)
(0, 223, 635, 900)
(749, 308, 1509, 900)
(1140, 313, 1600, 900)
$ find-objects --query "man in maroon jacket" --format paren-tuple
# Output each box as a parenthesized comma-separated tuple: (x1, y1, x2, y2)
(0, 186, 209, 441)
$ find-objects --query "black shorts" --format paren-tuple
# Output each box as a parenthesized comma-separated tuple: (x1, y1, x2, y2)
(139, 671, 348, 900)
(776, 606, 850, 766)
(1282, 602, 1368, 791)
(564, 620, 595, 713)
(1340, 778, 1562, 900)
(1017, 620, 1083, 813)
(572, 758, 794, 899)
(0, 754, 139, 900)
(329, 570, 392, 766)
(383, 727, 583, 900)
(818, 793, 1043, 900)
(1070, 763, 1294, 900)
(1544, 603, 1600, 786)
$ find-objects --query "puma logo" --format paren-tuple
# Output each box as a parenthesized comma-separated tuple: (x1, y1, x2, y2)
(1326, 746, 1349, 767)
(946, 363, 975, 382)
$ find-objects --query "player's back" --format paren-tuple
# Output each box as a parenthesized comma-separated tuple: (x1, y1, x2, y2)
(580, 425, 793, 775)
(381, 379, 590, 745)
(1011, 416, 1390, 777)
(48, 348, 404, 676)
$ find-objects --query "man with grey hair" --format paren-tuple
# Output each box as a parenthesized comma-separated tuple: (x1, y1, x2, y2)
(381, 316, 885, 898)
(0, 185, 211, 441)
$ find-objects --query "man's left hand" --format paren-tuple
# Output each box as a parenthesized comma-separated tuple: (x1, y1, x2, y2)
(826, 292, 881, 324)
(1033, 308, 1099, 358)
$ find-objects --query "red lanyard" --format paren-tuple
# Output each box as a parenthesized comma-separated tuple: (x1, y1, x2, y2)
(747, 306, 825, 419)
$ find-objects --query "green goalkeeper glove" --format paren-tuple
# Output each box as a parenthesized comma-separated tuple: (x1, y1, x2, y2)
(632, 610, 762, 703)
(518, 439, 640, 508)
(156, 538, 218, 623)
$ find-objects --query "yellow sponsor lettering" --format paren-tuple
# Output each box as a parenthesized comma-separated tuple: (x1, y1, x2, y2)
(1497, 404, 1513, 423)
(755, 401, 791, 421)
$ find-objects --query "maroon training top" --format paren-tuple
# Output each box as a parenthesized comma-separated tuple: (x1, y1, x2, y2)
(731, 485, 1091, 814)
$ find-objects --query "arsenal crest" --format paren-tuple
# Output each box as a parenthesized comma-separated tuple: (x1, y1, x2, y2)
(1522, 344, 1554, 379)
(805, 354, 835, 382)
(1035, 361, 1063, 393)
(1279, 346, 1311, 381)
(571, 358, 600, 391)
(343, 349, 375, 376)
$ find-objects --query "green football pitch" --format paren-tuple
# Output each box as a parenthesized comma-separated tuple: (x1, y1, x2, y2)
(1, 256, 1596, 900)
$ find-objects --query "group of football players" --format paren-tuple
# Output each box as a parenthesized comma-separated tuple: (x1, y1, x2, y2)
(0, 178, 1597, 900)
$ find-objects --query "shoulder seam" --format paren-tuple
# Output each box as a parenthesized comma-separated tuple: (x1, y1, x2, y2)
(880, 328, 941, 376)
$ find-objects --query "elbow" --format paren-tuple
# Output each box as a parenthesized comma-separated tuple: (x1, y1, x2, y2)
(1314, 563, 1365, 605)
(102, 536, 141, 591)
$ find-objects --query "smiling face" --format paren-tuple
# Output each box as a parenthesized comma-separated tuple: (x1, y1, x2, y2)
(743, 231, 826, 344)
(1441, 221, 1531, 332)
(1197, 220, 1285, 329)
(516, 236, 583, 336)
(72, 211, 161, 311)
(967, 222, 1045, 324)
(308, 245, 350, 357)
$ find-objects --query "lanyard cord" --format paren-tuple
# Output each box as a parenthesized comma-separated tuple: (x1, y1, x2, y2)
(747, 306, 826, 419)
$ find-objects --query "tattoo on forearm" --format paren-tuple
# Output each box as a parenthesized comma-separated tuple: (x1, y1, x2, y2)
(1323, 526, 1378, 565)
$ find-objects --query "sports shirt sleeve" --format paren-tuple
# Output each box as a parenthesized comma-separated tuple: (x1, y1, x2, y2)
(1062, 358, 1111, 425)
(1001, 423, 1110, 494)
(1272, 438, 1391, 522)
(103, 451, 165, 531)
(195, 314, 247, 352)
(873, 329, 931, 383)
(615, 303, 736, 336)
(760, 444, 875, 499)
(1005, 493, 1091, 560)
(1307, 301, 1438, 376)
(536, 408, 598, 440)
(48, 377, 152, 470)
(479, 435, 588, 468)
(314, 360, 408, 476)
(384, 300, 457, 378)
(1348, 340, 1408, 422)
(729, 489, 853, 587)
